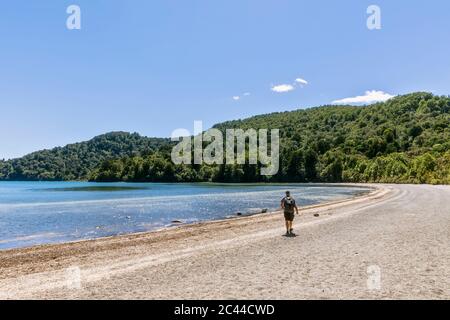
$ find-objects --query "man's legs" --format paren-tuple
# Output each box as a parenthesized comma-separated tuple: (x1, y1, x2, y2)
(285, 219, 294, 236)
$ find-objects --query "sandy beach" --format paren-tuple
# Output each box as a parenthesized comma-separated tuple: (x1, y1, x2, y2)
(0, 184, 449, 300)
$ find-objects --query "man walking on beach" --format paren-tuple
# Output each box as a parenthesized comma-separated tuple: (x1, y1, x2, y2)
(281, 191, 299, 237)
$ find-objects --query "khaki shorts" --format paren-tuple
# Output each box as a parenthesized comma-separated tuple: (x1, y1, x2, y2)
(284, 211, 295, 222)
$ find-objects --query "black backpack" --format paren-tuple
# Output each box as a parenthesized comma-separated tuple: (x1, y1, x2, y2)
(284, 197, 295, 211)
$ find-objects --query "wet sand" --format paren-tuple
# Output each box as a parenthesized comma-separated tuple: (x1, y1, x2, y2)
(0, 184, 449, 299)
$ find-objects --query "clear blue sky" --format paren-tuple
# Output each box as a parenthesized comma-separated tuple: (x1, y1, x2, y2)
(1, 0, 449, 159)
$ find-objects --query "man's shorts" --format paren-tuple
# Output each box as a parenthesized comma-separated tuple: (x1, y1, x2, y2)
(284, 211, 295, 222)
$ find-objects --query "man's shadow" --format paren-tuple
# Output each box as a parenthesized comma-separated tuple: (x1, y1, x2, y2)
(282, 233, 297, 238)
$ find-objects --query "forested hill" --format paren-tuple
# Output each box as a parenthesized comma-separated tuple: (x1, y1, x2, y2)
(211, 92, 450, 184)
(0, 132, 170, 180)
(1, 92, 449, 184)
(87, 92, 449, 184)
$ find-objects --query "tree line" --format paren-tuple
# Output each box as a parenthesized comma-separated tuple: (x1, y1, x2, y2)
(1, 92, 449, 184)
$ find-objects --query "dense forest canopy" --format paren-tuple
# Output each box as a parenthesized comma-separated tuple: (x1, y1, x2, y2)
(0, 132, 170, 181)
(1, 92, 449, 184)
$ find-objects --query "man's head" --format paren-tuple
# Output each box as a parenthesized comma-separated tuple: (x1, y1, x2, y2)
(286, 191, 290, 197)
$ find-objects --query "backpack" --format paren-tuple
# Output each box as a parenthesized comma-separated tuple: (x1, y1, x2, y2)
(284, 197, 295, 211)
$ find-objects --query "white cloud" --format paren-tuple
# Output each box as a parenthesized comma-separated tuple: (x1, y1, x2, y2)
(271, 84, 295, 93)
(232, 92, 251, 101)
(271, 77, 308, 93)
(295, 78, 308, 86)
(332, 90, 395, 105)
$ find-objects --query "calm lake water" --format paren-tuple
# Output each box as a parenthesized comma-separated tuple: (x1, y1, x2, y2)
(0, 182, 371, 249)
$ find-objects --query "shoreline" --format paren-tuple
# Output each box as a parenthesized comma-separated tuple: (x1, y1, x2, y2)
(0, 183, 379, 254)
(0, 183, 392, 298)
(3, 183, 448, 299)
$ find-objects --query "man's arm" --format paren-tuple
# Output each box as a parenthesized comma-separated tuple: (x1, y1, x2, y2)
(294, 203, 299, 214)
(280, 199, 285, 210)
